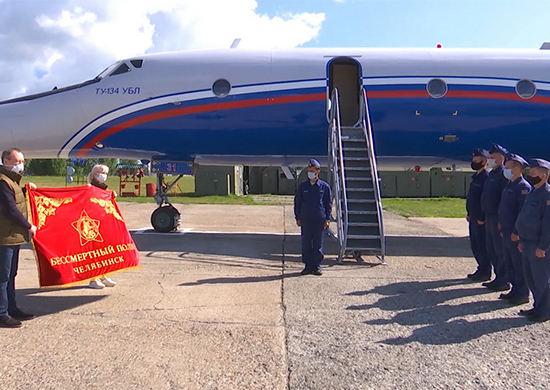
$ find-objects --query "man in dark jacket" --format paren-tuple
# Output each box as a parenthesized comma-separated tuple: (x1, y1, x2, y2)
(294, 159, 333, 275)
(466, 149, 491, 281)
(516, 159, 550, 322)
(0, 148, 37, 328)
(497, 154, 531, 305)
(480, 144, 510, 291)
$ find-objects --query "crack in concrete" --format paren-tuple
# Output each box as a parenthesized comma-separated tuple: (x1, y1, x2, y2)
(153, 273, 167, 309)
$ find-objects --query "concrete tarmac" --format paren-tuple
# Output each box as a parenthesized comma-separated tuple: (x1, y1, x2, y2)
(2, 204, 550, 389)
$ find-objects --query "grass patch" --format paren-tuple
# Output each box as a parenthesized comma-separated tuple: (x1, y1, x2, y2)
(119, 194, 257, 205)
(382, 197, 466, 218)
(22, 175, 194, 194)
(22, 176, 257, 205)
(22, 177, 468, 212)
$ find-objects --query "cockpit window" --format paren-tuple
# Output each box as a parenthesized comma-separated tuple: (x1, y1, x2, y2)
(95, 61, 121, 79)
(110, 63, 131, 76)
(130, 59, 143, 68)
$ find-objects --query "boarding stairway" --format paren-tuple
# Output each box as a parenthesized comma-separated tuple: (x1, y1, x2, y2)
(329, 88, 386, 263)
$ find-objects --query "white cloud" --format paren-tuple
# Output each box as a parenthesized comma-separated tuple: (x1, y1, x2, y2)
(0, 0, 325, 100)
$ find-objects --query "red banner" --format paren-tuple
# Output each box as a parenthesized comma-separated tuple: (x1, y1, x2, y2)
(27, 185, 140, 288)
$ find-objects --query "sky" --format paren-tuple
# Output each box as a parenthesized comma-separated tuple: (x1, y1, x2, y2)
(1, 0, 550, 100)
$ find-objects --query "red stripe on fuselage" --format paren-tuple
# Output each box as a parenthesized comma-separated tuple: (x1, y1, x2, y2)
(367, 89, 550, 104)
(77, 92, 326, 158)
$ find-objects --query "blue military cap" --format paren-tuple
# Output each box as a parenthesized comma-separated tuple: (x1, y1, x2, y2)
(472, 148, 489, 158)
(530, 158, 550, 171)
(308, 159, 321, 168)
(506, 153, 529, 168)
(489, 144, 509, 155)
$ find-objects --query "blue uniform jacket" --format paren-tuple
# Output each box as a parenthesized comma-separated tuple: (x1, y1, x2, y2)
(498, 176, 531, 236)
(481, 165, 508, 216)
(466, 170, 488, 222)
(294, 179, 333, 222)
(515, 183, 550, 251)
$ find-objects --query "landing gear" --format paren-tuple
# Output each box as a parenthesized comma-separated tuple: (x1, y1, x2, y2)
(151, 205, 180, 232)
(150, 172, 183, 232)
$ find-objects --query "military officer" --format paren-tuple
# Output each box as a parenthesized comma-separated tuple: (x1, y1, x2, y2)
(294, 159, 333, 275)
(497, 154, 531, 305)
(515, 159, 550, 322)
(480, 144, 510, 291)
(466, 149, 491, 281)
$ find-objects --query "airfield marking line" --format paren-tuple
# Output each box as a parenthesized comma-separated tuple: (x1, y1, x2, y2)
(130, 228, 301, 236)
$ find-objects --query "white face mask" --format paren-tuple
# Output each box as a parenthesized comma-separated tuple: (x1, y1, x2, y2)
(96, 173, 108, 183)
(487, 159, 497, 168)
(307, 172, 317, 180)
(10, 163, 24, 174)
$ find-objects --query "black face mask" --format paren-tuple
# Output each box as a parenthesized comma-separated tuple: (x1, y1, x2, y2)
(526, 175, 543, 186)
(471, 161, 485, 171)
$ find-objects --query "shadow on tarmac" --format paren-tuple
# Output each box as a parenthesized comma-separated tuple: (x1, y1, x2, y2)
(15, 288, 107, 316)
(346, 278, 531, 345)
(179, 272, 303, 286)
(385, 236, 472, 257)
(131, 232, 472, 261)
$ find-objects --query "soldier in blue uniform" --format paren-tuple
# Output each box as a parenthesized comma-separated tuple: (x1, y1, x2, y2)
(497, 154, 531, 305)
(294, 159, 333, 276)
(515, 159, 550, 322)
(466, 149, 491, 281)
(480, 144, 510, 291)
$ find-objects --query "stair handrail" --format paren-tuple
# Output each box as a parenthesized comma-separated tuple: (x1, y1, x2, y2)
(329, 88, 348, 258)
(360, 89, 386, 257)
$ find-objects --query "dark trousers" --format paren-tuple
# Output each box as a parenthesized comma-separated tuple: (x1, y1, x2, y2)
(502, 236, 529, 298)
(522, 241, 550, 317)
(485, 214, 507, 283)
(301, 221, 325, 270)
(0, 245, 20, 316)
(469, 221, 491, 276)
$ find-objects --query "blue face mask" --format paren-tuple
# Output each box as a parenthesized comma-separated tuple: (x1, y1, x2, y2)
(503, 169, 514, 180)
(307, 172, 317, 180)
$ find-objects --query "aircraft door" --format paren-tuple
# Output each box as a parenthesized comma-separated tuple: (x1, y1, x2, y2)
(328, 58, 362, 126)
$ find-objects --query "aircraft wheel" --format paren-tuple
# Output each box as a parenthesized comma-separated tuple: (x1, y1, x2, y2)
(151, 206, 180, 232)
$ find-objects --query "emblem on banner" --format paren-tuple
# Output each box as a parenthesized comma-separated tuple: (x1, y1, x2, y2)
(71, 210, 104, 246)
(35, 196, 73, 229)
(90, 198, 124, 221)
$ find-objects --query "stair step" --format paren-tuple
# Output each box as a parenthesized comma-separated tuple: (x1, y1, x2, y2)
(348, 234, 382, 239)
(345, 246, 383, 252)
(346, 177, 372, 181)
(347, 199, 376, 203)
(344, 157, 370, 161)
(342, 138, 365, 143)
(345, 166, 371, 171)
(343, 147, 367, 152)
(348, 222, 380, 227)
(347, 188, 374, 192)
(348, 210, 377, 215)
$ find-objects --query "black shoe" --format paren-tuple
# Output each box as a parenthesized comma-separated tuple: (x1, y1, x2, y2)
(508, 297, 529, 305)
(528, 314, 550, 323)
(9, 309, 35, 321)
(300, 268, 312, 275)
(0, 315, 22, 328)
(467, 272, 491, 282)
(518, 308, 537, 316)
(499, 292, 514, 300)
(483, 280, 510, 291)
(312, 269, 323, 276)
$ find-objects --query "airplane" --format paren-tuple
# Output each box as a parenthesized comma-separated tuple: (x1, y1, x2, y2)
(2, 45, 550, 259)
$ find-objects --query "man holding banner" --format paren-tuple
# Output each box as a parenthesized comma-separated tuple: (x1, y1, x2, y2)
(27, 174, 140, 289)
(0, 148, 37, 328)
